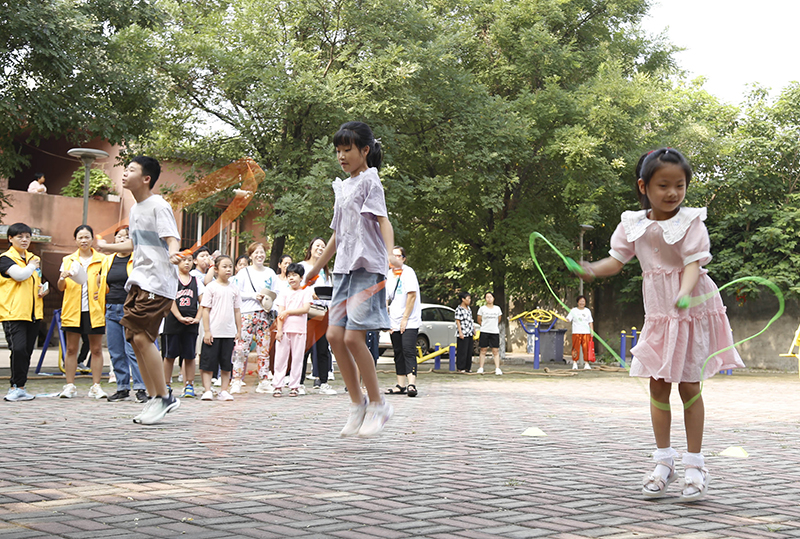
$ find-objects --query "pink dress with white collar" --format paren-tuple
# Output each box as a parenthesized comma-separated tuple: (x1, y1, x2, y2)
(609, 207, 744, 383)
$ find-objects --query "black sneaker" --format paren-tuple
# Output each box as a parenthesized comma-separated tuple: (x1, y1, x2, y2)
(134, 389, 148, 403)
(107, 389, 131, 402)
(313, 378, 322, 389)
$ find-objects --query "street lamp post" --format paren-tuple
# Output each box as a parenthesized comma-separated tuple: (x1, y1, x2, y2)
(67, 148, 110, 225)
(579, 224, 594, 296)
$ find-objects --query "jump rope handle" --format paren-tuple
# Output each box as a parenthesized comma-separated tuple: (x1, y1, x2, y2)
(564, 257, 585, 275)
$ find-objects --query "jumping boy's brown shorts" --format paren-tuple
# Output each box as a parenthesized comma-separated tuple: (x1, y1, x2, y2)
(121, 285, 173, 343)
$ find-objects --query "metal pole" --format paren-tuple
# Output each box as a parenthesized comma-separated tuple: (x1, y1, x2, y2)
(82, 158, 92, 225)
(579, 229, 585, 296)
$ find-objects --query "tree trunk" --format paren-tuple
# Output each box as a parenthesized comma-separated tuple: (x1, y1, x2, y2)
(269, 235, 286, 272)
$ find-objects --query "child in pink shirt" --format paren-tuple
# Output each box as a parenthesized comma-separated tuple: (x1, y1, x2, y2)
(272, 263, 313, 397)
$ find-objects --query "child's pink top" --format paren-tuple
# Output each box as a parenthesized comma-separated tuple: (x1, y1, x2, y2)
(275, 287, 314, 333)
(609, 206, 744, 382)
(200, 280, 242, 338)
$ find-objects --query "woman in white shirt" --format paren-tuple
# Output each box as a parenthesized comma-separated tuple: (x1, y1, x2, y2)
(231, 242, 277, 393)
(567, 295, 594, 370)
(385, 246, 421, 397)
(477, 292, 503, 375)
(300, 237, 336, 395)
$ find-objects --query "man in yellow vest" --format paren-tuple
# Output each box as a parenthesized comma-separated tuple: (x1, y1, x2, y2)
(0, 223, 50, 401)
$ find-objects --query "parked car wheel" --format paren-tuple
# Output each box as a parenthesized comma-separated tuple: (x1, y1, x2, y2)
(416, 334, 430, 356)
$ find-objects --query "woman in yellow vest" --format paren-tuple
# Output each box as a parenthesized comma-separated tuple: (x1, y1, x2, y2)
(57, 225, 108, 399)
(0, 223, 49, 401)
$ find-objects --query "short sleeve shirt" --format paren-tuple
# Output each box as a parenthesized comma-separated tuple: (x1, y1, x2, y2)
(200, 280, 241, 338)
(387, 265, 421, 330)
(477, 305, 502, 334)
(127, 195, 181, 299)
(274, 287, 314, 333)
(567, 307, 593, 334)
(329, 168, 389, 274)
(455, 305, 474, 337)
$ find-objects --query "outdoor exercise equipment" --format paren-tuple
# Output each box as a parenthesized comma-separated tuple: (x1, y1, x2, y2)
(510, 310, 568, 369)
(779, 322, 800, 379)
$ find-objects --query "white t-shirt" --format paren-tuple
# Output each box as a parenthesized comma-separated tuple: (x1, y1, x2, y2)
(233, 265, 277, 313)
(300, 261, 330, 307)
(200, 280, 242, 338)
(477, 305, 502, 334)
(567, 307, 593, 334)
(127, 195, 181, 299)
(59, 255, 92, 312)
(387, 265, 421, 330)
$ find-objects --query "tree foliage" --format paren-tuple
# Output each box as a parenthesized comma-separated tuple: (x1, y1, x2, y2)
(145, 0, 687, 312)
(692, 84, 800, 300)
(0, 0, 162, 178)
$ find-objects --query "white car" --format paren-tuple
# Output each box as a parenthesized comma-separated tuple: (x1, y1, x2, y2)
(379, 303, 458, 356)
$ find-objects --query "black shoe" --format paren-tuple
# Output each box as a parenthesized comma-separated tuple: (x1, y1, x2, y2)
(107, 389, 131, 402)
(134, 389, 148, 403)
(313, 378, 322, 388)
(76, 362, 91, 374)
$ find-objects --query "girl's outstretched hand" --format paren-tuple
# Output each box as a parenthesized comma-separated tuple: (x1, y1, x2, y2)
(675, 295, 691, 309)
(576, 261, 596, 282)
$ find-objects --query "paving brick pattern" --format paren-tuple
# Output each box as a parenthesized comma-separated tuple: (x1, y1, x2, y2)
(1, 370, 799, 538)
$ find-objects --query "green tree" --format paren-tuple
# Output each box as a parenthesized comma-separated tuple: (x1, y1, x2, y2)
(0, 0, 161, 178)
(692, 84, 800, 300)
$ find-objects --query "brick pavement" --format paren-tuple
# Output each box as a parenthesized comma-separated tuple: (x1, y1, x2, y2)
(0, 368, 798, 538)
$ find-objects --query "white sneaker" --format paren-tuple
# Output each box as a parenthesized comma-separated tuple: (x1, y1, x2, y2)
(212, 377, 222, 387)
(572, 362, 579, 370)
(318, 383, 337, 395)
(217, 390, 234, 401)
(340, 398, 368, 437)
(495, 368, 503, 376)
(133, 398, 155, 422)
(136, 393, 180, 425)
(297, 385, 306, 395)
(108, 371, 117, 384)
(178, 373, 184, 382)
(476, 367, 484, 374)
(358, 400, 394, 437)
(87, 383, 108, 399)
(229, 380, 243, 394)
(328, 370, 335, 381)
(59, 383, 78, 398)
(200, 390, 214, 401)
(255, 379, 273, 393)
(584, 363, 592, 370)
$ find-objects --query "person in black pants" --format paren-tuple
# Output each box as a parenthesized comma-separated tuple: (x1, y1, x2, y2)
(385, 247, 421, 397)
(454, 291, 474, 372)
(1, 223, 49, 401)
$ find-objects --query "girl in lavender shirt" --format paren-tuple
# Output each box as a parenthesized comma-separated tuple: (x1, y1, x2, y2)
(307, 121, 397, 438)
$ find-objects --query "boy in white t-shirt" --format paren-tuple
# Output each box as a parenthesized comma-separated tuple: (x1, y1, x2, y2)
(477, 292, 503, 375)
(98, 156, 183, 425)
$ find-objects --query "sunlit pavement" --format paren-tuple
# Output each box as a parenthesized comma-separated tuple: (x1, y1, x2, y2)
(1, 363, 798, 538)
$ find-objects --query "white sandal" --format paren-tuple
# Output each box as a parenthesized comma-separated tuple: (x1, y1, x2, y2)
(642, 460, 677, 498)
(680, 465, 710, 502)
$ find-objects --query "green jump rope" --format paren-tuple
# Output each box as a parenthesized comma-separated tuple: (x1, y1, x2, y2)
(528, 232, 784, 410)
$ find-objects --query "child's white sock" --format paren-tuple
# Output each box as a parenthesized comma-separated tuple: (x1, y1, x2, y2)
(653, 447, 677, 478)
(683, 452, 705, 484)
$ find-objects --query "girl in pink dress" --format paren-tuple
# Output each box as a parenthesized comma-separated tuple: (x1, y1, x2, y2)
(577, 148, 744, 503)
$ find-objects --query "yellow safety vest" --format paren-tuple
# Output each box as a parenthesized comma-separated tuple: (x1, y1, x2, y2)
(0, 247, 44, 322)
(60, 249, 106, 328)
